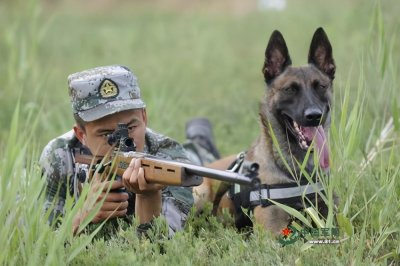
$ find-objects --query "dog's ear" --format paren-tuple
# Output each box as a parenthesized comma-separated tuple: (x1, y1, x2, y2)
(262, 30, 292, 84)
(308, 27, 336, 80)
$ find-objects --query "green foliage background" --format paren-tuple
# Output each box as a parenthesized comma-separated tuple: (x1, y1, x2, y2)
(0, 0, 399, 265)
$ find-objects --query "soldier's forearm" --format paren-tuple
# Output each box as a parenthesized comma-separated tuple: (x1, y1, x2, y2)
(135, 190, 162, 224)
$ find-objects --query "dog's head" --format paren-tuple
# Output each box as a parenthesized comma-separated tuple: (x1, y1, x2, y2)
(261, 28, 335, 170)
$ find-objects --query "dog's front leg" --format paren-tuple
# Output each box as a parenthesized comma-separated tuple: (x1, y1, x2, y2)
(253, 205, 291, 236)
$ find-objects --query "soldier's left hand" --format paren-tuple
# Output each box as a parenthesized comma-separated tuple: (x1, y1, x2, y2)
(122, 158, 165, 194)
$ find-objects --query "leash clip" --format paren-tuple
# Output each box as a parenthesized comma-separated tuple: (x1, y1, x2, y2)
(228, 151, 246, 173)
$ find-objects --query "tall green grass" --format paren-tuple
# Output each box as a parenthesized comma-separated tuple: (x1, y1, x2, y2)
(0, 104, 133, 265)
(0, 0, 399, 264)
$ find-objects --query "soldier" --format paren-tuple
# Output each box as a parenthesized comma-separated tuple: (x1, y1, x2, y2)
(40, 65, 219, 237)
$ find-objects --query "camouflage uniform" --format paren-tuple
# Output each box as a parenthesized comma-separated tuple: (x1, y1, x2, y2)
(40, 65, 203, 236)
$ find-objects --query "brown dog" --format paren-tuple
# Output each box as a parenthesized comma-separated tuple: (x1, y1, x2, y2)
(194, 27, 336, 235)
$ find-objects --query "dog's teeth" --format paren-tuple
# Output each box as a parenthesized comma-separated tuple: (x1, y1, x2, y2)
(301, 140, 307, 148)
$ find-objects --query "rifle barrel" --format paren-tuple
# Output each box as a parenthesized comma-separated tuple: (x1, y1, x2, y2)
(183, 164, 253, 186)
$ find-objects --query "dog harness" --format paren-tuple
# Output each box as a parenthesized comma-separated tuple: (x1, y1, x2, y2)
(223, 152, 326, 229)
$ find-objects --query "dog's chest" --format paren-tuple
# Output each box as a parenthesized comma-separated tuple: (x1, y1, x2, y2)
(247, 139, 293, 185)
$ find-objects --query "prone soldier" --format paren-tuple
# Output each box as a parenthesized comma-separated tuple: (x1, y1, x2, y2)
(40, 65, 219, 236)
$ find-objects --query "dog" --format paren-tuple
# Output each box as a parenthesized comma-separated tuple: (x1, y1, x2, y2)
(194, 27, 337, 235)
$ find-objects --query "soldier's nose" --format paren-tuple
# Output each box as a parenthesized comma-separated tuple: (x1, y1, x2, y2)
(304, 107, 322, 124)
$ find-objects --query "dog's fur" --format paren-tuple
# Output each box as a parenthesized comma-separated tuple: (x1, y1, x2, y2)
(194, 28, 336, 235)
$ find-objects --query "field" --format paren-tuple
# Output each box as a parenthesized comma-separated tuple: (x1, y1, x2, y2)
(0, 0, 399, 264)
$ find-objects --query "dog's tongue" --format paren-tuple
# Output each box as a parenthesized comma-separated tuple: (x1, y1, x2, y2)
(301, 126, 330, 170)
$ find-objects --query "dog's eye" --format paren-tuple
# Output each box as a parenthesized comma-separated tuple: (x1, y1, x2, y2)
(284, 85, 299, 94)
(313, 80, 327, 90)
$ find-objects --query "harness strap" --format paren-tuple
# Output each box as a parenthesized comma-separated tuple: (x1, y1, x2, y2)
(229, 181, 325, 229)
(248, 182, 324, 208)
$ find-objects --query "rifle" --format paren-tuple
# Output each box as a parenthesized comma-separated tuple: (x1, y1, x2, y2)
(74, 123, 260, 187)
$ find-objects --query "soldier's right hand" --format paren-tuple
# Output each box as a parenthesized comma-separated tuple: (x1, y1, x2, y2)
(73, 176, 129, 234)
(88, 179, 129, 224)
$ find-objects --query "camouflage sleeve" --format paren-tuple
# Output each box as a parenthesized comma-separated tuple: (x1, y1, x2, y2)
(153, 136, 195, 234)
(39, 138, 73, 225)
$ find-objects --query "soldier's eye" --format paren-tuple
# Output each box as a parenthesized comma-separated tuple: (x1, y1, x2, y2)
(127, 125, 137, 131)
(102, 132, 112, 138)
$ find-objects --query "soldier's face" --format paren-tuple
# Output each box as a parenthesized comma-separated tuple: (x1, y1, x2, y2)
(74, 109, 147, 156)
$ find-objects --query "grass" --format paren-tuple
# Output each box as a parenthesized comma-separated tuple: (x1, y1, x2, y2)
(0, 0, 399, 264)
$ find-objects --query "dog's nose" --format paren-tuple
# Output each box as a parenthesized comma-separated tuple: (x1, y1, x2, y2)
(304, 108, 323, 124)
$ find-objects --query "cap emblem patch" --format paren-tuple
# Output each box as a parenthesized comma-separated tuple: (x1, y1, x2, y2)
(99, 79, 119, 98)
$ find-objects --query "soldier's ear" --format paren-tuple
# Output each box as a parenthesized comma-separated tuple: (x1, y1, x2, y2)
(141, 108, 148, 126)
(262, 30, 292, 84)
(74, 125, 86, 145)
(308, 27, 336, 80)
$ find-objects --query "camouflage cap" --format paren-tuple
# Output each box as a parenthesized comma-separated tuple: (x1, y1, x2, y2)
(68, 65, 145, 122)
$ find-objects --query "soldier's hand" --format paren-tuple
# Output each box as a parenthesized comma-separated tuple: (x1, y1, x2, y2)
(122, 158, 165, 194)
(89, 179, 129, 223)
(73, 176, 129, 234)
